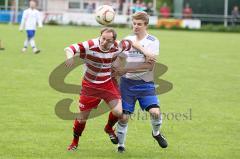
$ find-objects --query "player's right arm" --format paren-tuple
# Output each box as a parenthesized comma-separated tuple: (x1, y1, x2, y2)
(19, 10, 27, 31)
(64, 41, 89, 67)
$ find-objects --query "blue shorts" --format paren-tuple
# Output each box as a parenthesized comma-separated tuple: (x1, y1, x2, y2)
(120, 77, 159, 114)
(26, 30, 35, 39)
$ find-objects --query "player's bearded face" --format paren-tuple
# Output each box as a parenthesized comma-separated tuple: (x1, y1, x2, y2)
(99, 32, 114, 51)
(132, 19, 147, 35)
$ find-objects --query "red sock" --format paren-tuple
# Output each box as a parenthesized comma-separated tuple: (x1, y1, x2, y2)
(72, 119, 86, 144)
(106, 112, 119, 129)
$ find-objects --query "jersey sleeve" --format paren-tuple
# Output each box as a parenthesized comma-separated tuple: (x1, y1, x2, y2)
(148, 39, 160, 56)
(64, 40, 91, 59)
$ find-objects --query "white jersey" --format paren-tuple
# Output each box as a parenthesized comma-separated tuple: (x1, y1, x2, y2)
(19, 8, 42, 30)
(122, 34, 160, 82)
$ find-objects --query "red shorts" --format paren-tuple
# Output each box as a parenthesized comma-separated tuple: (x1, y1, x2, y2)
(79, 78, 121, 111)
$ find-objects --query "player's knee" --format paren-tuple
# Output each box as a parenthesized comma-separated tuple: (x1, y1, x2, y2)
(119, 119, 128, 124)
(77, 111, 90, 122)
(119, 114, 129, 124)
(148, 107, 161, 119)
(112, 109, 122, 118)
(109, 100, 123, 117)
(151, 113, 160, 120)
(76, 115, 88, 123)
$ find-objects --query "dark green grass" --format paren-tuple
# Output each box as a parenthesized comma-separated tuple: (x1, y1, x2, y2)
(0, 24, 239, 159)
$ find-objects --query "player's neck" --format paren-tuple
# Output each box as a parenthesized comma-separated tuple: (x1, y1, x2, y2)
(99, 46, 110, 52)
(136, 31, 148, 41)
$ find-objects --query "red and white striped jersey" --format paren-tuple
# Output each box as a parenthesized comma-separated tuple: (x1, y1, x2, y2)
(65, 38, 131, 84)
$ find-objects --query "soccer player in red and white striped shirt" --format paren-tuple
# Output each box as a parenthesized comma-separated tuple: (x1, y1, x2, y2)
(64, 28, 131, 151)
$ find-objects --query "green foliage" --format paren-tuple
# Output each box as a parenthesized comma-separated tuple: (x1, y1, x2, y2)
(0, 1, 4, 6)
(46, 20, 59, 25)
(201, 24, 240, 32)
(68, 21, 79, 26)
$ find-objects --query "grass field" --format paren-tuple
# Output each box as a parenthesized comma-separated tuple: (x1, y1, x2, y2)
(0, 24, 240, 159)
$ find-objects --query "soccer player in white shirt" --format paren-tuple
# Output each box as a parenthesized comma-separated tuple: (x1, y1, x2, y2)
(0, 40, 5, 50)
(113, 11, 168, 152)
(19, 0, 42, 54)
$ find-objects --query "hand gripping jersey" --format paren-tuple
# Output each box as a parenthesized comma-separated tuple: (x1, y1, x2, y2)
(122, 34, 160, 82)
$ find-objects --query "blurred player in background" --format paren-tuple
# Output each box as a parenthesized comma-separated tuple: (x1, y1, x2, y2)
(0, 40, 5, 50)
(19, 0, 42, 54)
(113, 11, 168, 152)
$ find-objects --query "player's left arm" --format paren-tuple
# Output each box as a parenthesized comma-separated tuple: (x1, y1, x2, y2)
(113, 62, 154, 76)
(118, 39, 156, 62)
(124, 39, 159, 73)
(132, 41, 158, 62)
(37, 11, 43, 28)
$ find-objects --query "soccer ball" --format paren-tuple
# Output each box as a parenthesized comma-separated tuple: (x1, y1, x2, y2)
(95, 5, 115, 25)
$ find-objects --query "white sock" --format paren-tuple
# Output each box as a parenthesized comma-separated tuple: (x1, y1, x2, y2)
(24, 39, 29, 48)
(117, 122, 128, 147)
(30, 38, 36, 49)
(151, 114, 162, 136)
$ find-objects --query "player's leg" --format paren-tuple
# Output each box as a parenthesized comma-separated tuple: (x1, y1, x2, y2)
(108, 99, 122, 117)
(116, 112, 130, 153)
(0, 40, 5, 50)
(68, 110, 91, 151)
(116, 77, 137, 152)
(68, 94, 101, 151)
(22, 30, 30, 52)
(139, 96, 168, 148)
(105, 99, 122, 144)
(116, 99, 136, 153)
(148, 107, 167, 148)
(29, 30, 40, 54)
(22, 38, 28, 52)
(105, 111, 119, 133)
(103, 79, 122, 144)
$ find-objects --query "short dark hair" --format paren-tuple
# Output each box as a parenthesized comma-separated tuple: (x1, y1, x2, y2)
(100, 27, 117, 40)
